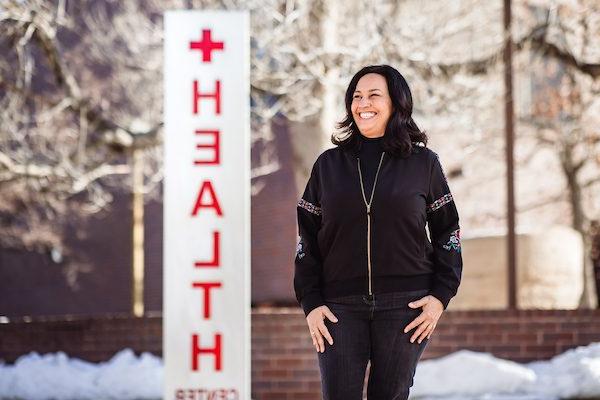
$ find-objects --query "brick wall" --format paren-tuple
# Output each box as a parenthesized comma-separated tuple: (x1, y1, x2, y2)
(1, 308, 599, 400)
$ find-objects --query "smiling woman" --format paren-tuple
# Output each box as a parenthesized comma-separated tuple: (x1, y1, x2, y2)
(332, 64, 429, 158)
(351, 74, 393, 139)
(294, 64, 463, 400)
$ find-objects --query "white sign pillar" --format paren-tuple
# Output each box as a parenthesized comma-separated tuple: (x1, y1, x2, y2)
(163, 11, 250, 400)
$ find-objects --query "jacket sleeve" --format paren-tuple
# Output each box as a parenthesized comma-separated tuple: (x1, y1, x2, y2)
(293, 159, 325, 317)
(426, 152, 463, 310)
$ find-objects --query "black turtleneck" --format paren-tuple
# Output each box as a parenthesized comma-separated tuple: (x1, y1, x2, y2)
(358, 134, 384, 198)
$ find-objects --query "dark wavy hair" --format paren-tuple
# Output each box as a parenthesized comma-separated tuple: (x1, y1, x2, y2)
(331, 64, 428, 158)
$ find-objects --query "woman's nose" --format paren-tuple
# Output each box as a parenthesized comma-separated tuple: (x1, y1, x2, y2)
(358, 97, 371, 107)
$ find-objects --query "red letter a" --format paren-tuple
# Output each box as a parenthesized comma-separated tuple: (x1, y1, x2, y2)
(191, 181, 223, 216)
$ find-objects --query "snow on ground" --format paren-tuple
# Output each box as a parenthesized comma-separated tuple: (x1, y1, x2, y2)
(411, 342, 600, 399)
(0, 342, 599, 399)
(0, 349, 162, 400)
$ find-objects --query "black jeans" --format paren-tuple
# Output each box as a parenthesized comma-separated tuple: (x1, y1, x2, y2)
(318, 288, 431, 400)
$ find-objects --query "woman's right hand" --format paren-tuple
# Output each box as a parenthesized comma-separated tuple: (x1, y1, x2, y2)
(306, 305, 338, 353)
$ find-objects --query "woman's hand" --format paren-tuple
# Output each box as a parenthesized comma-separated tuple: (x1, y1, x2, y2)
(306, 305, 338, 353)
(404, 295, 443, 343)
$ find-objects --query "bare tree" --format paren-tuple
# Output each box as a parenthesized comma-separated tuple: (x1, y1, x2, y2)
(0, 0, 160, 247)
(507, 0, 600, 307)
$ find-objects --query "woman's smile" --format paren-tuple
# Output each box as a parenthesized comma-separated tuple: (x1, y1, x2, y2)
(358, 112, 376, 119)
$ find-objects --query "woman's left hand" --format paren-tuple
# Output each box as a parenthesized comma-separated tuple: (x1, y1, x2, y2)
(403, 295, 444, 343)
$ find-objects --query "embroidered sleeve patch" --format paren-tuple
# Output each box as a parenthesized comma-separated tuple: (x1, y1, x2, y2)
(296, 236, 306, 259)
(442, 229, 461, 252)
(427, 193, 453, 213)
(298, 198, 322, 216)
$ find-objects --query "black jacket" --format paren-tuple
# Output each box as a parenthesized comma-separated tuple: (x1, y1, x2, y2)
(293, 142, 463, 317)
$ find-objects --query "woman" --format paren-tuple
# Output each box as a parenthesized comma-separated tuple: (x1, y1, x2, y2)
(293, 64, 463, 400)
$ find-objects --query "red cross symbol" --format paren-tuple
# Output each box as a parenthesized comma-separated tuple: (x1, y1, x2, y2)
(189, 29, 224, 63)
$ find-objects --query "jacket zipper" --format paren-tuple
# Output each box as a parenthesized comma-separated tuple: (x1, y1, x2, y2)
(357, 152, 385, 296)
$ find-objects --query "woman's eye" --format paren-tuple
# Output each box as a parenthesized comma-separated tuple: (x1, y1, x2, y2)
(353, 94, 379, 99)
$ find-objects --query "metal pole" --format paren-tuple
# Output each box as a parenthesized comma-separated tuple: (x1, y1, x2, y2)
(132, 148, 145, 317)
(504, 0, 517, 310)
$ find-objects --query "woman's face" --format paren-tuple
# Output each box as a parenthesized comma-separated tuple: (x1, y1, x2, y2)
(351, 73, 393, 138)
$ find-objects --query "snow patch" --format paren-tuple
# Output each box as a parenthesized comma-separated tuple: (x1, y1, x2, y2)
(0, 349, 162, 400)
